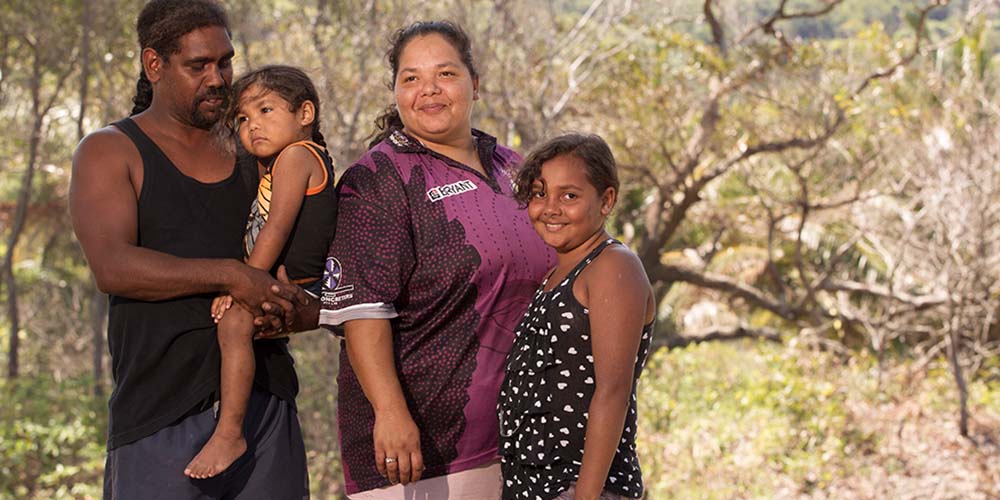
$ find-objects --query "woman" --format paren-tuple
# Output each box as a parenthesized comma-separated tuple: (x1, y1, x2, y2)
(317, 21, 555, 499)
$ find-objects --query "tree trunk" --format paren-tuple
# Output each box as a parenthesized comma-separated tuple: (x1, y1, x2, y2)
(947, 336, 970, 437)
(3, 263, 18, 379)
(946, 306, 970, 437)
(2, 45, 47, 379)
(90, 288, 107, 397)
(77, 0, 103, 396)
(3, 113, 41, 379)
(0, 33, 9, 112)
(76, 0, 93, 141)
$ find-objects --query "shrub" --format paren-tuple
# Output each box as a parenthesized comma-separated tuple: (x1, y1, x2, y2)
(0, 377, 105, 499)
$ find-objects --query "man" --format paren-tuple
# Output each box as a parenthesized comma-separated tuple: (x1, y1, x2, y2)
(70, 1, 308, 498)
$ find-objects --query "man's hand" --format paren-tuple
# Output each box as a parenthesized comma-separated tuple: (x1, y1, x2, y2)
(253, 266, 318, 339)
(228, 264, 300, 317)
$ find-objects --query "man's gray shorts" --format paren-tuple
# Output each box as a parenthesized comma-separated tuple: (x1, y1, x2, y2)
(104, 387, 308, 499)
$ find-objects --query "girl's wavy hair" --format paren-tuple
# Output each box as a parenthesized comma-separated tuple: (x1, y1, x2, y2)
(513, 133, 619, 208)
(225, 65, 326, 147)
(368, 20, 478, 149)
(130, 0, 230, 116)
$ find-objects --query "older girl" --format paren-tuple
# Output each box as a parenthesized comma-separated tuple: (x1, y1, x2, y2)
(499, 134, 655, 500)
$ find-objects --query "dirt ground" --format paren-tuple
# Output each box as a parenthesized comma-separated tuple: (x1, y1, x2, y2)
(813, 399, 1000, 500)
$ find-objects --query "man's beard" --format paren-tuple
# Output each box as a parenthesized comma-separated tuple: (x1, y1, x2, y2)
(189, 88, 229, 130)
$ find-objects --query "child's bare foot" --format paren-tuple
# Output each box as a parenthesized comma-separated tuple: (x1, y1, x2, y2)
(184, 433, 247, 479)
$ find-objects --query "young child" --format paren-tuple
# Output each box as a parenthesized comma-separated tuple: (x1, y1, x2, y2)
(498, 133, 655, 500)
(185, 65, 338, 478)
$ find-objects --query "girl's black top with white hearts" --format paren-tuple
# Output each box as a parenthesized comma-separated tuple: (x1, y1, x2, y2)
(498, 238, 653, 500)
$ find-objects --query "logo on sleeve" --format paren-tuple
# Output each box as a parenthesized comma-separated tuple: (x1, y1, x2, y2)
(322, 257, 355, 305)
(426, 180, 478, 202)
(323, 257, 343, 290)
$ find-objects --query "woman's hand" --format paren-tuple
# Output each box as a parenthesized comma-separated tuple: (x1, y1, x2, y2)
(373, 408, 424, 485)
(343, 319, 425, 485)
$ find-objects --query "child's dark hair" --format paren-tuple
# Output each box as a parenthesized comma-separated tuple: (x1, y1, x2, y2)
(227, 65, 326, 147)
(514, 133, 619, 208)
(368, 20, 478, 149)
(131, 0, 230, 115)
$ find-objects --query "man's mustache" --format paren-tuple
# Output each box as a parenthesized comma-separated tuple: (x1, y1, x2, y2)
(195, 88, 229, 104)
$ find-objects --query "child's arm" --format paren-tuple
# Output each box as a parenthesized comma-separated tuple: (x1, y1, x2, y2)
(245, 145, 321, 272)
(572, 247, 652, 500)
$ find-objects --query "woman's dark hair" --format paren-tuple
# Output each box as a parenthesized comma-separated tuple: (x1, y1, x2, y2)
(226, 65, 326, 147)
(131, 0, 230, 116)
(513, 133, 620, 208)
(368, 20, 478, 148)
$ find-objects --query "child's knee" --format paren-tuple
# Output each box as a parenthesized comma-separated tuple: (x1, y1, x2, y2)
(217, 306, 254, 340)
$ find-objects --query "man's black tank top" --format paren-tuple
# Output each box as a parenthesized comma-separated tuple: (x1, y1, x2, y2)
(105, 118, 298, 450)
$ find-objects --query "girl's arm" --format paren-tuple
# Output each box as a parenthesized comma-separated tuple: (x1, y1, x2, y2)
(573, 246, 653, 500)
(245, 145, 318, 271)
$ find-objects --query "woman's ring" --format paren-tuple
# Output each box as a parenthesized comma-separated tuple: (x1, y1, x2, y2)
(385, 457, 397, 464)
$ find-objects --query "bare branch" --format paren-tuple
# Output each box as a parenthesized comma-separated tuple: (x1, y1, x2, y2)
(664, 324, 782, 349)
(651, 262, 798, 320)
(703, 0, 726, 55)
(547, 3, 640, 120)
(553, 0, 606, 59)
(739, 0, 847, 46)
(854, 1, 947, 95)
(818, 278, 949, 311)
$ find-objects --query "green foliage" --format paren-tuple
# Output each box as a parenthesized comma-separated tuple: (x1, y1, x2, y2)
(1, 0, 997, 496)
(288, 332, 346, 498)
(3, 344, 997, 498)
(972, 357, 1000, 413)
(919, 361, 1000, 415)
(637, 341, 873, 497)
(0, 377, 105, 500)
(637, 340, 1000, 497)
(950, 16, 995, 81)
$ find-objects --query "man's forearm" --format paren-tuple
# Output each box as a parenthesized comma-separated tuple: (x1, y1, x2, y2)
(91, 246, 243, 301)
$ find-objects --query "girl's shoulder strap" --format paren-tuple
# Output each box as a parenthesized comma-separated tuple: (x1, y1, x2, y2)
(554, 238, 621, 290)
(270, 140, 331, 195)
(270, 140, 326, 173)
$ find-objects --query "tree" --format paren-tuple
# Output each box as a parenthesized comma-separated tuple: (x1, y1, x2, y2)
(561, 1, 951, 347)
(854, 11, 1000, 435)
(0, 0, 82, 378)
